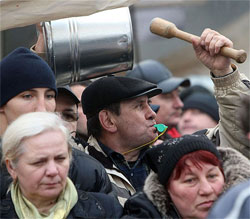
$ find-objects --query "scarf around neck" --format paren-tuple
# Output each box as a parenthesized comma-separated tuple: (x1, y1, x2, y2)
(11, 177, 78, 219)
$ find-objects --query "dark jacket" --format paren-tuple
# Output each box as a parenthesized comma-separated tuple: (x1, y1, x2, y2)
(69, 147, 112, 193)
(0, 142, 112, 198)
(0, 189, 123, 218)
(123, 147, 250, 218)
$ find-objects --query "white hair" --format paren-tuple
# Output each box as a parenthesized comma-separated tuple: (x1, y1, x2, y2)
(1, 112, 72, 166)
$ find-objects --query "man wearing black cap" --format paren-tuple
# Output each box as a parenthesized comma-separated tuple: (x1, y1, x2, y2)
(56, 85, 89, 149)
(127, 59, 190, 139)
(82, 75, 162, 205)
(56, 86, 80, 136)
(70, 81, 92, 144)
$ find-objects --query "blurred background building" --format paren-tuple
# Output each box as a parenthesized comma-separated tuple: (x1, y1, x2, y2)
(1, 0, 249, 89)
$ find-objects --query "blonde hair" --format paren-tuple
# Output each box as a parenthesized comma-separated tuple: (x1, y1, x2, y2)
(2, 112, 72, 167)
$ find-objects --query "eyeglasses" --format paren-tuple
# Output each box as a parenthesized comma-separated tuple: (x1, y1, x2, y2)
(56, 111, 79, 122)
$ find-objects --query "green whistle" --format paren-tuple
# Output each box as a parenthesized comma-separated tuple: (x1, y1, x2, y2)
(154, 124, 168, 133)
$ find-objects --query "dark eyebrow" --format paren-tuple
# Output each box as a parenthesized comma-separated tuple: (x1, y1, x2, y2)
(62, 109, 75, 113)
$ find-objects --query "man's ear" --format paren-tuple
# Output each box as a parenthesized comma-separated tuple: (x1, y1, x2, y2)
(99, 110, 117, 133)
(5, 160, 17, 181)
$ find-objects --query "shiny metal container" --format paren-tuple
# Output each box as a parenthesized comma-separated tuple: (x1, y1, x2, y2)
(43, 7, 133, 85)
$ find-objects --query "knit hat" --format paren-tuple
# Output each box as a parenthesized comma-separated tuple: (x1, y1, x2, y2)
(82, 75, 162, 117)
(126, 59, 190, 93)
(0, 47, 57, 106)
(145, 134, 221, 186)
(58, 85, 80, 104)
(180, 85, 212, 101)
(183, 92, 219, 122)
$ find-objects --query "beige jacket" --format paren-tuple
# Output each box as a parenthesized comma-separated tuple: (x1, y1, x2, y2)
(206, 65, 250, 159)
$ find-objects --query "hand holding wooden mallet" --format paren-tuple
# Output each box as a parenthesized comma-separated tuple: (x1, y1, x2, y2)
(150, 17, 247, 64)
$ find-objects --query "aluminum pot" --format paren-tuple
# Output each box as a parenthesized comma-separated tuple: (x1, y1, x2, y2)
(43, 7, 133, 85)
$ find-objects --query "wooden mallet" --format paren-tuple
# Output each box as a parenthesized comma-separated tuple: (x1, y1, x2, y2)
(150, 17, 247, 64)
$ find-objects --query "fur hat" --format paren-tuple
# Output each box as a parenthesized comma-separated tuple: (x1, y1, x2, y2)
(145, 134, 221, 185)
(0, 47, 57, 106)
(81, 75, 162, 117)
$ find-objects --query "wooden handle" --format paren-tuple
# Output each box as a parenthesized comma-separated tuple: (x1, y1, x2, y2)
(150, 17, 247, 63)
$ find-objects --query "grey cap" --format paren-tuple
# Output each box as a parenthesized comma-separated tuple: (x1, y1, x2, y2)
(127, 59, 190, 93)
(57, 85, 80, 104)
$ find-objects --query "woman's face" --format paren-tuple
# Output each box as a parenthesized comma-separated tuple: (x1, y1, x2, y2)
(168, 159, 225, 219)
(7, 130, 70, 204)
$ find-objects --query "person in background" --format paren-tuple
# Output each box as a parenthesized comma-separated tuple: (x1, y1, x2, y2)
(178, 85, 219, 135)
(127, 60, 190, 139)
(82, 75, 162, 205)
(0, 47, 113, 199)
(70, 81, 92, 145)
(123, 134, 250, 219)
(56, 86, 80, 138)
(0, 112, 123, 218)
(55, 86, 113, 194)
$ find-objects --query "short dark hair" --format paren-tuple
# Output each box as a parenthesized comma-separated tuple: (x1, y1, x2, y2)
(240, 95, 250, 134)
(87, 102, 121, 138)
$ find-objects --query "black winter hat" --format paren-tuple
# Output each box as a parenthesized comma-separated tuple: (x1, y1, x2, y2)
(183, 92, 219, 122)
(145, 134, 221, 186)
(180, 85, 212, 101)
(0, 47, 57, 107)
(126, 59, 190, 93)
(82, 75, 162, 117)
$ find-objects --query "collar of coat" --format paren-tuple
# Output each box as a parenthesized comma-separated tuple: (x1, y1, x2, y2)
(143, 146, 250, 217)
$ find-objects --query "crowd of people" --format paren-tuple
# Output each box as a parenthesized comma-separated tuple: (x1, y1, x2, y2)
(0, 17, 250, 219)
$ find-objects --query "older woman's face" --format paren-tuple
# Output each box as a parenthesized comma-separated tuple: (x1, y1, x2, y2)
(8, 129, 70, 203)
(168, 159, 225, 219)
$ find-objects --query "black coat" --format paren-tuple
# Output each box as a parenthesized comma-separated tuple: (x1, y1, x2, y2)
(69, 147, 112, 193)
(0, 190, 123, 218)
(0, 143, 112, 198)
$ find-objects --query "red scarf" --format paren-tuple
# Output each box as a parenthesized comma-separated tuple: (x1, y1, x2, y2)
(167, 127, 181, 138)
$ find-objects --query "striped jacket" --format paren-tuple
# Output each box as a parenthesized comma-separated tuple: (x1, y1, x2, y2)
(85, 136, 136, 206)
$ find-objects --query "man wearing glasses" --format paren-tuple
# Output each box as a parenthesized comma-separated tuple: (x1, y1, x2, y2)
(56, 86, 79, 135)
(56, 85, 88, 149)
